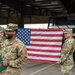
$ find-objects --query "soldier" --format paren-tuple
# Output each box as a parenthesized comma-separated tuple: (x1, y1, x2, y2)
(57, 29, 75, 75)
(0, 27, 5, 44)
(1, 23, 28, 75)
(0, 27, 5, 56)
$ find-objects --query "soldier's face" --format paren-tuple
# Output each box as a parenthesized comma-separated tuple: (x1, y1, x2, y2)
(64, 33, 70, 39)
(5, 31, 15, 39)
(0, 32, 4, 38)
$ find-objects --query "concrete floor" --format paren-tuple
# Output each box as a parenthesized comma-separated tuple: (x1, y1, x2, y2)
(21, 61, 75, 75)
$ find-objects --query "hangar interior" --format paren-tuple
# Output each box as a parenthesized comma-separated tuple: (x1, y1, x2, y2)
(0, 0, 75, 61)
(0, 0, 75, 27)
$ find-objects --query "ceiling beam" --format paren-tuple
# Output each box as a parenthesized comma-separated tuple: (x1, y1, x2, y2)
(0, 0, 21, 12)
(59, 0, 75, 13)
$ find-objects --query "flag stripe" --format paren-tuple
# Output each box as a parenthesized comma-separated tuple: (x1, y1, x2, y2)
(28, 56, 60, 61)
(31, 36, 62, 40)
(30, 39, 62, 42)
(28, 54, 60, 58)
(31, 28, 63, 31)
(28, 51, 60, 55)
(27, 59, 57, 63)
(30, 44, 61, 47)
(30, 41, 62, 45)
(31, 31, 63, 34)
(26, 46, 61, 50)
(31, 34, 63, 36)
(27, 49, 61, 52)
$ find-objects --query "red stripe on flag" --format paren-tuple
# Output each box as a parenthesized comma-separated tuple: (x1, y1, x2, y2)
(30, 44, 62, 47)
(30, 39, 62, 42)
(31, 34, 63, 36)
(27, 48, 61, 53)
(27, 59, 57, 64)
(28, 54, 60, 58)
(31, 29, 63, 31)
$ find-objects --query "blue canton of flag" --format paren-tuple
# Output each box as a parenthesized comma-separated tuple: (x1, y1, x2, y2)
(16, 28, 31, 45)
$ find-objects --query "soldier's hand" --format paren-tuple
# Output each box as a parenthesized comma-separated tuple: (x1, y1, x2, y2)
(2, 60, 9, 66)
(56, 60, 61, 64)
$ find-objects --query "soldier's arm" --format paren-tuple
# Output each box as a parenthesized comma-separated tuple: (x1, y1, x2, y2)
(0, 43, 3, 56)
(9, 43, 28, 68)
(61, 41, 73, 63)
(73, 40, 75, 52)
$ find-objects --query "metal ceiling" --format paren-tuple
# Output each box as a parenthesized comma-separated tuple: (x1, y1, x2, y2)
(0, 0, 75, 24)
(0, 0, 67, 17)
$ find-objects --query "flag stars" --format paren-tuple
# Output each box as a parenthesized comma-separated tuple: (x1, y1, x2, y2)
(17, 28, 31, 45)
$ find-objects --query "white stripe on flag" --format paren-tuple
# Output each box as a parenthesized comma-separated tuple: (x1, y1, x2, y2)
(26, 46, 61, 50)
(31, 31, 63, 34)
(30, 41, 62, 45)
(31, 36, 62, 40)
(27, 51, 61, 55)
(28, 56, 60, 61)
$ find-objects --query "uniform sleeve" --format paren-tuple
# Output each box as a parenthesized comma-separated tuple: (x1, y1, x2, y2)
(0, 44, 2, 56)
(9, 43, 28, 68)
(0, 42, 3, 56)
(73, 40, 75, 52)
(61, 41, 73, 63)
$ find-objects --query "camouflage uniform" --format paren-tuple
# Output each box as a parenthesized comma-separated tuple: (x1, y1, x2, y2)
(0, 27, 5, 44)
(0, 27, 5, 56)
(0, 27, 5, 75)
(0, 23, 28, 75)
(61, 29, 75, 75)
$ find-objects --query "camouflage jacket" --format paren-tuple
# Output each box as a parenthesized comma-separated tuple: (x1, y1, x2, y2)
(0, 37, 5, 55)
(61, 38, 75, 65)
(1, 37, 28, 68)
(0, 37, 5, 44)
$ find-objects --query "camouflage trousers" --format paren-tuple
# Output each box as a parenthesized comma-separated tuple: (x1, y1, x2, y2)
(61, 65, 73, 75)
(0, 66, 21, 75)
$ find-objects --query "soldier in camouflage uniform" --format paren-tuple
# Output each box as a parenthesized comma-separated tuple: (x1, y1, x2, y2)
(58, 29, 75, 75)
(0, 27, 5, 56)
(0, 23, 28, 75)
(0, 27, 5, 44)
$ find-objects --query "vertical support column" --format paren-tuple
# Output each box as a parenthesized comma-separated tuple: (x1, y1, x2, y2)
(47, 18, 54, 28)
(47, 17, 50, 29)
(18, 13, 24, 28)
(7, 10, 10, 24)
(73, 28, 75, 62)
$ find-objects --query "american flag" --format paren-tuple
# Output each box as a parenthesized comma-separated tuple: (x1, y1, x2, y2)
(17, 28, 63, 63)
